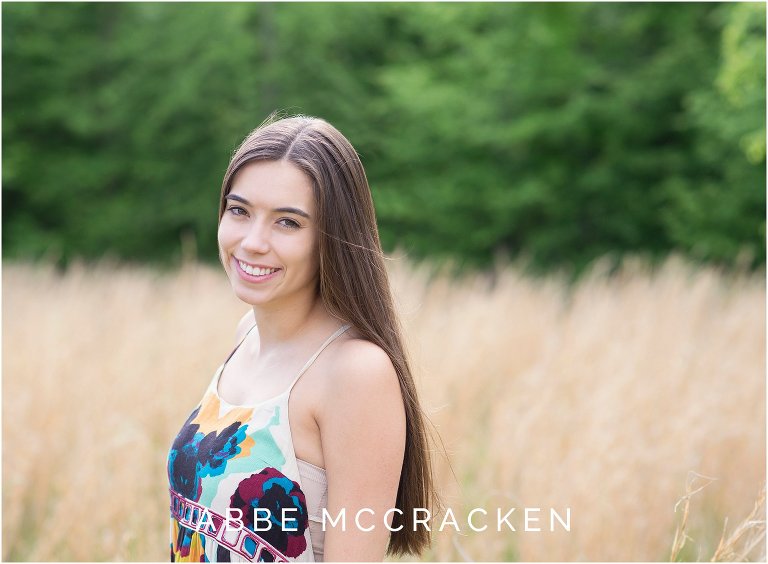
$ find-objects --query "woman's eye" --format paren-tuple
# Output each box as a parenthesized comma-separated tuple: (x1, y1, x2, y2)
(227, 206, 247, 216)
(278, 218, 300, 229)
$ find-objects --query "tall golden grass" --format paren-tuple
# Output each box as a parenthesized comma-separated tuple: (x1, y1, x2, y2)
(3, 254, 765, 561)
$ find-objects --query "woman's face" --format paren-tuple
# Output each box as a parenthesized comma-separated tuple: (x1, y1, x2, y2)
(218, 159, 319, 308)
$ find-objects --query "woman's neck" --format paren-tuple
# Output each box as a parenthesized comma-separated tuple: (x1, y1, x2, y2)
(251, 293, 335, 352)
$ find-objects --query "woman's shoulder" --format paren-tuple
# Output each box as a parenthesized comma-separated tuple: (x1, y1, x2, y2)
(233, 309, 257, 343)
(316, 330, 406, 463)
(320, 332, 402, 407)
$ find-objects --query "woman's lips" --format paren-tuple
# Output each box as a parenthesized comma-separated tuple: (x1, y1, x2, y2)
(233, 257, 282, 283)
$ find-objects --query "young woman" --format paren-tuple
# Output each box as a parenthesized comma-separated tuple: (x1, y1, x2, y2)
(167, 115, 438, 562)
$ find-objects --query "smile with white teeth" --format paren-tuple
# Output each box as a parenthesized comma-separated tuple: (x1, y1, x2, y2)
(238, 260, 279, 276)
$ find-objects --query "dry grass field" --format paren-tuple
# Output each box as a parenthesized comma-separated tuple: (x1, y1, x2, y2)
(3, 255, 765, 561)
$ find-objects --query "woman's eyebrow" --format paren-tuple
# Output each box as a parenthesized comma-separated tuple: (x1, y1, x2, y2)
(225, 194, 311, 219)
(225, 193, 251, 205)
(274, 206, 311, 219)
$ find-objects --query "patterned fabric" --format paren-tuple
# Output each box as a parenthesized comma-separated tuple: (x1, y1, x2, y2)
(168, 324, 351, 562)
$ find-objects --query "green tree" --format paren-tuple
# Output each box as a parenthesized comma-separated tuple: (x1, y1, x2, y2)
(661, 3, 765, 266)
(3, 3, 764, 276)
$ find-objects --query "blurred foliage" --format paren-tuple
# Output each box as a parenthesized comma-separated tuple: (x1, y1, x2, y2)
(3, 3, 765, 276)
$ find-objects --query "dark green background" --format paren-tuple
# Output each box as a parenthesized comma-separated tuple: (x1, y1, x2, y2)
(4, 3, 765, 277)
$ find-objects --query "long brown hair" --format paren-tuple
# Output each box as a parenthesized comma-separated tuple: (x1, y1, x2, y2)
(218, 112, 440, 556)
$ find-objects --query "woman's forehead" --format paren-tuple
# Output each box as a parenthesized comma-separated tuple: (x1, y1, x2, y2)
(230, 160, 314, 208)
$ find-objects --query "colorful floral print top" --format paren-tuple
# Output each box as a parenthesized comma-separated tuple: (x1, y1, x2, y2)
(167, 324, 351, 562)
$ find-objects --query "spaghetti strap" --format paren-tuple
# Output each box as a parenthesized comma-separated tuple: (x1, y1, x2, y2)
(287, 324, 352, 394)
(223, 323, 258, 366)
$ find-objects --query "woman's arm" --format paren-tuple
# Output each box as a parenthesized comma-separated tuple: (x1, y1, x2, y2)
(318, 340, 406, 561)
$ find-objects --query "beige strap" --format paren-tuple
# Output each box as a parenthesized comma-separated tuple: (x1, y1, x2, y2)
(287, 324, 352, 393)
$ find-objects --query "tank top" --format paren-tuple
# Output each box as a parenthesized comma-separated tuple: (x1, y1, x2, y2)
(167, 323, 351, 562)
(297, 459, 327, 561)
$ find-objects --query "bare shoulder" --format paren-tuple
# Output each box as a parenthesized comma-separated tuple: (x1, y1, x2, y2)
(318, 337, 404, 416)
(233, 309, 256, 344)
(332, 337, 401, 393)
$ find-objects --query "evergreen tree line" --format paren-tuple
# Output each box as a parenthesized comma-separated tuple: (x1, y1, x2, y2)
(3, 3, 765, 276)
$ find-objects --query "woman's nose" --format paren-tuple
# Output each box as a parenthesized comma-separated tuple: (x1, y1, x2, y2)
(241, 222, 270, 253)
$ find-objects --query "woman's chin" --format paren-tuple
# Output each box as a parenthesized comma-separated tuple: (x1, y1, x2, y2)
(232, 287, 273, 306)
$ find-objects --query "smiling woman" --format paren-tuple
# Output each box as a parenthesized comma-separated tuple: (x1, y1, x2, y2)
(166, 114, 440, 562)
(218, 160, 321, 308)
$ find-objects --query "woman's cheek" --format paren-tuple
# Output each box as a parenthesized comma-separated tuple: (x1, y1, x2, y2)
(216, 226, 232, 269)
